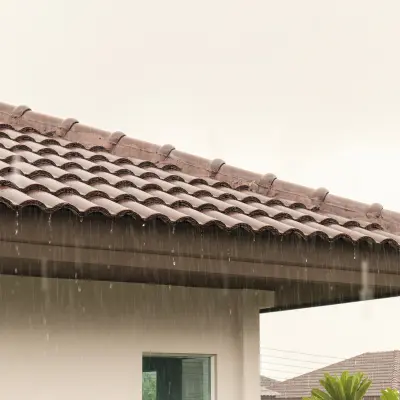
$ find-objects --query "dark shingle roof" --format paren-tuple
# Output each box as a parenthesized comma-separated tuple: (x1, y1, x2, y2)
(272, 350, 400, 398)
(262, 376, 279, 388)
(1, 102, 400, 246)
(261, 376, 281, 397)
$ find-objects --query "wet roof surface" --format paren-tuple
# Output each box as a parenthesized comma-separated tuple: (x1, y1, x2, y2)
(0, 102, 400, 247)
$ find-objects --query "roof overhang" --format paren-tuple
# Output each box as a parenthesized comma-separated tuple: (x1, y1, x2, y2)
(2, 205, 400, 309)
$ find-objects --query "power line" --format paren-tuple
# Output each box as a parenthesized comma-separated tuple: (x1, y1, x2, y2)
(259, 358, 315, 370)
(260, 365, 310, 375)
(260, 347, 344, 360)
(258, 354, 337, 365)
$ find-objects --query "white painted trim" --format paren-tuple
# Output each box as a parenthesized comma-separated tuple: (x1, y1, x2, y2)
(210, 355, 216, 400)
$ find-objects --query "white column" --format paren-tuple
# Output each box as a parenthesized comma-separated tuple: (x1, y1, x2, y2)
(239, 290, 262, 400)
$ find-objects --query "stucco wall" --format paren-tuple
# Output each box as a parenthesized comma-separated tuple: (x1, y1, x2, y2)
(0, 275, 273, 399)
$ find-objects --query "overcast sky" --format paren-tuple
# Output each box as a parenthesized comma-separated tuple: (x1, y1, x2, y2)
(2, 0, 400, 381)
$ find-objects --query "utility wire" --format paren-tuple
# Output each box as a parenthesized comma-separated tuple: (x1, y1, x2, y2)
(259, 359, 315, 370)
(260, 347, 344, 360)
(258, 354, 338, 365)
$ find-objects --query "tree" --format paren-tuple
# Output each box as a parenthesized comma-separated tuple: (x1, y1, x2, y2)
(303, 372, 372, 400)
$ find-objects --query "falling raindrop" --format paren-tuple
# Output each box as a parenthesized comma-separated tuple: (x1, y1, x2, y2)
(48, 214, 52, 245)
(110, 220, 114, 234)
(305, 258, 308, 264)
(79, 216, 83, 223)
(78, 286, 82, 293)
(142, 223, 146, 227)
(172, 225, 175, 235)
(14, 268, 18, 274)
(15, 210, 19, 235)
(109, 283, 113, 289)
(46, 333, 50, 342)
(172, 257, 176, 266)
(353, 247, 356, 260)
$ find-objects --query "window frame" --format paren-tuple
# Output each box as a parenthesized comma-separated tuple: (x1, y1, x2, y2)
(142, 352, 216, 400)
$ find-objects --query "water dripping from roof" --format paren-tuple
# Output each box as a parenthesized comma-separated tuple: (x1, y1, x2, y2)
(41, 259, 49, 296)
(48, 214, 52, 245)
(15, 210, 19, 235)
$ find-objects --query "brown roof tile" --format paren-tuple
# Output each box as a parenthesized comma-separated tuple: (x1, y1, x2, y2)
(0, 102, 400, 246)
(272, 351, 400, 398)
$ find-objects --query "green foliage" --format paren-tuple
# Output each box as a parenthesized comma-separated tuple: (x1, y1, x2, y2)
(381, 388, 400, 400)
(303, 372, 372, 400)
(142, 371, 157, 400)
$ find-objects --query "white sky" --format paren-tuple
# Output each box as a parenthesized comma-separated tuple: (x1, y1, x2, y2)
(2, 0, 400, 382)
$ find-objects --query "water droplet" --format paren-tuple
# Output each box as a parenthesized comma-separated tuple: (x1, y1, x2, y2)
(168, 285, 172, 290)
(229, 308, 232, 315)
(142, 223, 146, 227)
(79, 216, 83, 223)
(109, 283, 113, 289)
(46, 333, 50, 341)
(15, 210, 19, 235)
(172, 258, 176, 266)
(305, 258, 308, 263)
(172, 225, 175, 235)
(110, 220, 114, 234)
(78, 286, 82, 293)
(14, 268, 18, 274)
(48, 214, 52, 244)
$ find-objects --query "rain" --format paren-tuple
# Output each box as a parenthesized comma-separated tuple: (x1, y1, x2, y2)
(0, 2, 400, 400)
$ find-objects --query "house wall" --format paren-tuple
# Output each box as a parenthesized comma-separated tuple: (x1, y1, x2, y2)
(0, 275, 273, 400)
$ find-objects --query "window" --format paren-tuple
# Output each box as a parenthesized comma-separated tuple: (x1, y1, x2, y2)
(142, 354, 212, 400)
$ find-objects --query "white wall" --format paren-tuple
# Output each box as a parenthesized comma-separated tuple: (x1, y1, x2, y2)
(0, 275, 273, 400)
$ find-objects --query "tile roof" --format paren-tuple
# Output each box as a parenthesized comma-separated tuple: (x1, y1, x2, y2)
(1, 102, 400, 247)
(271, 350, 400, 398)
(261, 376, 281, 397)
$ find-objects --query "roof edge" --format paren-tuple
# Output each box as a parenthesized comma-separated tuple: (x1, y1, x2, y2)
(1, 101, 400, 233)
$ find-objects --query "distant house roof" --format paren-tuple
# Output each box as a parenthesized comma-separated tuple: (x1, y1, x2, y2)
(261, 376, 281, 398)
(0, 102, 399, 247)
(272, 350, 400, 399)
